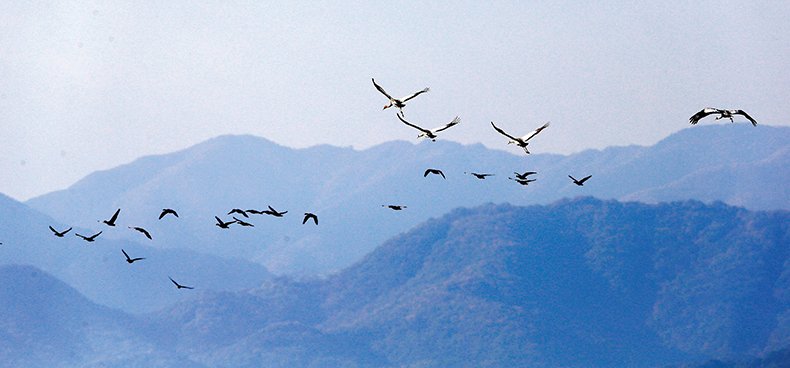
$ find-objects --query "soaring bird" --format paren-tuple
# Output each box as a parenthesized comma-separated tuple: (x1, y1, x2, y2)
(513, 171, 537, 180)
(465, 172, 494, 179)
(128, 226, 152, 240)
(424, 169, 446, 179)
(569, 175, 592, 186)
(100, 208, 121, 226)
(303, 213, 318, 225)
(246, 209, 264, 215)
(215, 216, 236, 229)
(372, 78, 429, 115)
(491, 121, 550, 154)
(122, 249, 145, 264)
(382, 205, 407, 210)
(397, 113, 459, 141)
(689, 108, 758, 126)
(265, 206, 288, 217)
(233, 217, 255, 227)
(509, 177, 536, 186)
(169, 277, 194, 290)
(159, 208, 178, 219)
(228, 209, 248, 218)
(75, 231, 102, 242)
(49, 226, 72, 237)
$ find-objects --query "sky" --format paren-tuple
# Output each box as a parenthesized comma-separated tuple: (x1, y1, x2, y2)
(1, 0, 788, 201)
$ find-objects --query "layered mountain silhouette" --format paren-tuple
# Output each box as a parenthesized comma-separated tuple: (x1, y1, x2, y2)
(23, 124, 790, 275)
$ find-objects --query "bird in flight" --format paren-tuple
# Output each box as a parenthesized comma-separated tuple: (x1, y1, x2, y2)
(509, 177, 536, 186)
(303, 213, 318, 225)
(49, 226, 72, 237)
(265, 206, 288, 217)
(465, 172, 494, 179)
(491, 121, 550, 154)
(382, 205, 407, 210)
(569, 175, 592, 186)
(397, 113, 459, 141)
(100, 208, 121, 226)
(128, 226, 152, 240)
(228, 209, 248, 218)
(424, 169, 446, 179)
(215, 216, 236, 229)
(233, 217, 255, 227)
(372, 78, 429, 115)
(122, 249, 145, 264)
(75, 231, 102, 242)
(159, 208, 178, 219)
(169, 277, 194, 290)
(513, 171, 537, 180)
(689, 108, 758, 126)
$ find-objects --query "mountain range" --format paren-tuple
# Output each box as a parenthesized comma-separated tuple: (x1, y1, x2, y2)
(22, 124, 790, 276)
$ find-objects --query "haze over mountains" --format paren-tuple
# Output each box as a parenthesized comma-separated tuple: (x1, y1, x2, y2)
(23, 124, 790, 275)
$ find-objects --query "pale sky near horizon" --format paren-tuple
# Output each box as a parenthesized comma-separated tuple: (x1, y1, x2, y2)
(1, 0, 788, 201)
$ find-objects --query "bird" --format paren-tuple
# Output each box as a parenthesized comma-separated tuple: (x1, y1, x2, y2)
(215, 216, 236, 229)
(100, 208, 121, 226)
(397, 113, 459, 141)
(382, 205, 407, 210)
(128, 226, 152, 240)
(372, 78, 429, 115)
(169, 277, 194, 290)
(233, 217, 255, 227)
(159, 208, 178, 219)
(75, 231, 102, 242)
(509, 177, 536, 186)
(228, 209, 248, 218)
(246, 209, 264, 215)
(121, 249, 145, 264)
(513, 171, 537, 180)
(569, 175, 592, 186)
(465, 172, 494, 179)
(424, 169, 446, 179)
(265, 206, 288, 217)
(303, 213, 318, 225)
(491, 121, 550, 154)
(689, 108, 758, 126)
(49, 226, 72, 237)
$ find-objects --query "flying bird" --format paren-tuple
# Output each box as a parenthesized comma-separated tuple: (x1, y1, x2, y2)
(689, 108, 758, 126)
(569, 175, 592, 186)
(372, 78, 429, 115)
(265, 206, 288, 217)
(424, 169, 446, 179)
(509, 177, 536, 186)
(122, 249, 145, 264)
(215, 216, 236, 229)
(513, 171, 537, 180)
(100, 208, 121, 226)
(169, 277, 194, 290)
(233, 217, 255, 227)
(303, 213, 318, 225)
(49, 226, 72, 237)
(491, 121, 550, 154)
(397, 113, 459, 141)
(465, 172, 494, 179)
(159, 208, 178, 219)
(128, 226, 152, 240)
(382, 205, 407, 211)
(228, 209, 249, 218)
(75, 231, 102, 242)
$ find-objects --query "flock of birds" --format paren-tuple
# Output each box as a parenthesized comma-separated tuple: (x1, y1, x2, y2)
(8, 79, 760, 290)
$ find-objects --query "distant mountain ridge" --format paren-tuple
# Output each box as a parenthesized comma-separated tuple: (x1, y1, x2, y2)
(24, 124, 790, 274)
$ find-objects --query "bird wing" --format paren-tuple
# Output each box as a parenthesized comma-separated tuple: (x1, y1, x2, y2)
(520, 121, 551, 141)
(90, 231, 102, 239)
(431, 116, 460, 133)
(214, 216, 224, 225)
(399, 87, 430, 102)
(169, 277, 180, 287)
(490, 122, 519, 141)
(397, 113, 430, 134)
(49, 226, 57, 234)
(568, 175, 577, 182)
(437, 170, 445, 179)
(579, 175, 592, 184)
(689, 108, 720, 125)
(109, 209, 120, 223)
(62, 227, 72, 235)
(372, 78, 394, 100)
(159, 210, 167, 219)
(122, 249, 130, 260)
(140, 228, 152, 239)
(734, 110, 758, 126)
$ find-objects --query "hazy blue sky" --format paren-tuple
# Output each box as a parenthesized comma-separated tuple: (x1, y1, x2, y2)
(1, 0, 788, 200)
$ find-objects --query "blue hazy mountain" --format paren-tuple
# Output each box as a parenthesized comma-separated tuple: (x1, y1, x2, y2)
(24, 124, 790, 275)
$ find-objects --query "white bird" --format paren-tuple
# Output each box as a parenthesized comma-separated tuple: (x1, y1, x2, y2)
(491, 121, 550, 154)
(372, 78, 429, 115)
(397, 113, 459, 141)
(689, 108, 757, 126)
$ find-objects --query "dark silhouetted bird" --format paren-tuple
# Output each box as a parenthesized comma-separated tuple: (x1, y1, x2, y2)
(303, 213, 318, 225)
(491, 121, 550, 154)
(76, 231, 102, 242)
(128, 226, 152, 240)
(233, 217, 255, 227)
(424, 169, 446, 179)
(513, 171, 537, 180)
(397, 113, 459, 141)
(49, 226, 72, 237)
(372, 78, 429, 115)
(122, 249, 145, 264)
(465, 172, 494, 179)
(215, 216, 236, 229)
(569, 175, 592, 186)
(169, 277, 194, 290)
(159, 208, 178, 219)
(689, 108, 757, 126)
(100, 208, 121, 226)
(228, 209, 248, 218)
(265, 206, 288, 217)
(246, 209, 263, 215)
(382, 205, 407, 210)
(509, 177, 536, 186)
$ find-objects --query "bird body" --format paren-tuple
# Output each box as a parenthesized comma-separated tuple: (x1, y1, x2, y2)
(513, 171, 537, 180)
(383, 205, 407, 210)
(689, 108, 757, 126)
(159, 208, 178, 219)
(76, 231, 102, 242)
(424, 169, 446, 179)
(569, 175, 592, 186)
(101, 209, 121, 226)
(303, 213, 318, 225)
(122, 249, 145, 264)
(372, 78, 429, 114)
(491, 121, 550, 154)
(49, 226, 72, 237)
(397, 113, 459, 141)
(509, 177, 536, 186)
(129, 226, 152, 240)
(465, 172, 494, 179)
